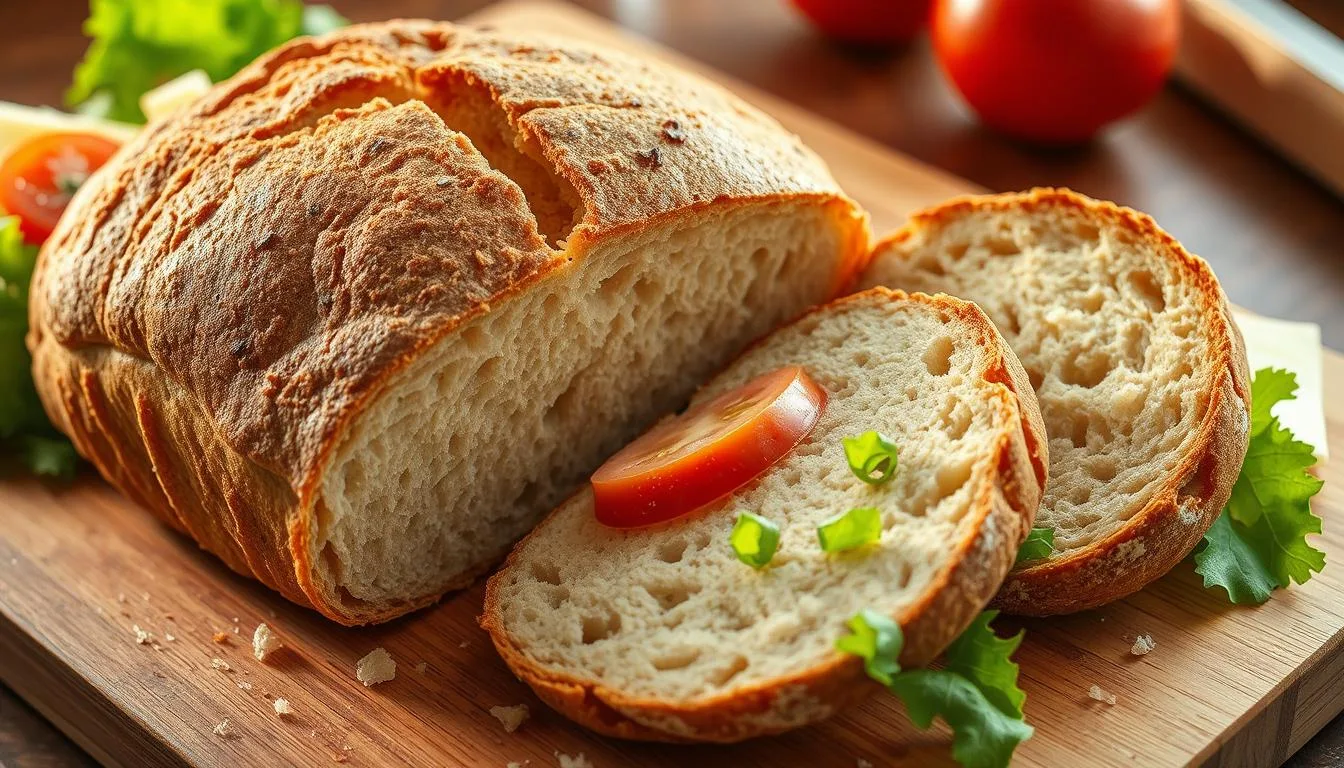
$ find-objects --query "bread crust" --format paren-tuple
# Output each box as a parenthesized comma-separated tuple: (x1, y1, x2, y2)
(866, 188, 1252, 616)
(480, 288, 1048, 742)
(27, 20, 868, 625)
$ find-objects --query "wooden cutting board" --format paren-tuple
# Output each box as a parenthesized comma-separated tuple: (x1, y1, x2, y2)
(2, 2, 1341, 766)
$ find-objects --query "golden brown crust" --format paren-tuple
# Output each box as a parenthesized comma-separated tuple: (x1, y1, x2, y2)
(27, 21, 867, 624)
(866, 188, 1252, 616)
(480, 288, 1047, 742)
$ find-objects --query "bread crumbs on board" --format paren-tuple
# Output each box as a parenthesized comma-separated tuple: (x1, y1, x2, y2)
(414, 662, 428, 674)
(274, 698, 293, 717)
(253, 622, 282, 661)
(556, 753, 594, 768)
(1088, 684, 1118, 705)
(1131, 634, 1156, 655)
(212, 631, 230, 644)
(489, 704, 529, 733)
(211, 658, 232, 672)
(356, 648, 396, 686)
(212, 717, 234, 738)
(132, 625, 152, 645)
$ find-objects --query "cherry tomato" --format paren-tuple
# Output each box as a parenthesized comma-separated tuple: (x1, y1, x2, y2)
(592, 366, 827, 528)
(790, 0, 933, 46)
(931, 0, 1180, 143)
(0, 132, 121, 244)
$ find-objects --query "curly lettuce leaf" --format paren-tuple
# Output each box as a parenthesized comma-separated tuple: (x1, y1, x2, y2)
(0, 217, 78, 479)
(837, 610, 1032, 768)
(68, 0, 347, 123)
(1195, 368, 1325, 604)
(1014, 527, 1054, 564)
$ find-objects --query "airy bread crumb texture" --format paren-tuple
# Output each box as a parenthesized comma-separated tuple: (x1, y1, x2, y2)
(864, 199, 1215, 557)
(253, 622, 282, 662)
(489, 704, 530, 733)
(356, 648, 396, 687)
(212, 717, 234, 738)
(274, 698, 293, 717)
(318, 204, 847, 615)
(211, 658, 232, 673)
(488, 291, 1038, 724)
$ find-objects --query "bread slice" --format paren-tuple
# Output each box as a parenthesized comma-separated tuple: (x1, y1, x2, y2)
(482, 288, 1047, 742)
(860, 189, 1251, 615)
(28, 22, 868, 624)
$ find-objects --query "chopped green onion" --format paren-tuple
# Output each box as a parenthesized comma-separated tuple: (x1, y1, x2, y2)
(842, 431, 900, 485)
(817, 507, 882, 552)
(835, 609, 903, 686)
(730, 511, 781, 568)
(1015, 527, 1054, 564)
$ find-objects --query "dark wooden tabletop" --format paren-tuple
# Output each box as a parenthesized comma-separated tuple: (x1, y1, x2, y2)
(1, 1, 1342, 766)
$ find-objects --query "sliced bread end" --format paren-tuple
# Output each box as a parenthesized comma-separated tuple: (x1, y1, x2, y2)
(482, 287, 1047, 742)
(862, 188, 1251, 616)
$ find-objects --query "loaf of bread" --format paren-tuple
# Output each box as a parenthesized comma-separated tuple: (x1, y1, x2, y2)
(27, 21, 868, 624)
(861, 189, 1250, 615)
(483, 288, 1047, 742)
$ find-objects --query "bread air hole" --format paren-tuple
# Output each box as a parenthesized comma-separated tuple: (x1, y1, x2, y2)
(581, 610, 622, 644)
(1058, 352, 1111, 389)
(652, 647, 701, 671)
(657, 538, 688, 564)
(924, 336, 954, 376)
(645, 581, 699, 611)
(1126, 269, 1166, 312)
(710, 656, 749, 686)
(530, 561, 562, 586)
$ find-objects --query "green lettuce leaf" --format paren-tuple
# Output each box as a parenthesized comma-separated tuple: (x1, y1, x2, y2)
(0, 217, 78, 479)
(1195, 368, 1325, 604)
(1014, 527, 1054, 564)
(837, 609, 1032, 768)
(68, 0, 348, 123)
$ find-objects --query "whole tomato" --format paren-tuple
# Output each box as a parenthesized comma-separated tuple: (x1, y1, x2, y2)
(790, 0, 934, 45)
(931, 0, 1181, 143)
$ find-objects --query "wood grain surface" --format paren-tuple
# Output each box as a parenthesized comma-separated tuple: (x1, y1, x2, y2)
(1, 1, 1342, 767)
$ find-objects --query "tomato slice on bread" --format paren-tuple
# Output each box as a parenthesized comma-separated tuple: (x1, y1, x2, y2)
(0, 132, 121, 244)
(592, 365, 827, 528)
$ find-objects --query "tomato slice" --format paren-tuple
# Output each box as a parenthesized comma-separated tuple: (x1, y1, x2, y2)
(592, 365, 827, 528)
(0, 132, 121, 244)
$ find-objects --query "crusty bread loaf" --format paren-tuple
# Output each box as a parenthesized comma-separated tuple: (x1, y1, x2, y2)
(27, 21, 868, 624)
(482, 288, 1047, 742)
(861, 189, 1250, 615)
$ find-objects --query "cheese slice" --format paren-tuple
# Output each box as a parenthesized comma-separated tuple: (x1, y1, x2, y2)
(1232, 309, 1328, 461)
(0, 102, 137, 152)
(140, 70, 212, 124)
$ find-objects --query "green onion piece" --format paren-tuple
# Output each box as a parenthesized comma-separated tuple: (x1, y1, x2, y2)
(817, 507, 882, 552)
(835, 608, 904, 686)
(842, 431, 900, 485)
(730, 512, 781, 568)
(1015, 527, 1054, 564)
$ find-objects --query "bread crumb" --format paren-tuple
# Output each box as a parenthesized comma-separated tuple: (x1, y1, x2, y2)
(356, 648, 395, 686)
(132, 625, 152, 645)
(211, 658, 232, 672)
(233, 626, 240, 634)
(253, 622, 282, 662)
(274, 698, 293, 717)
(857, 760, 873, 768)
(117, 593, 127, 603)
(489, 704, 529, 733)
(1088, 684, 1118, 705)
(414, 662, 428, 674)
(1131, 634, 1155, 656)
(164, 633, 176, 642)
(237, 681, 253, 691)
(506, 762, 530, 768)
(232, 616, 240, 623)
(459, 640, 470, 649)
(556, 753, 593, 768)
(212, 631, 230, 644)
(141, 592, 150, 601)
(212, 717, 234, 738)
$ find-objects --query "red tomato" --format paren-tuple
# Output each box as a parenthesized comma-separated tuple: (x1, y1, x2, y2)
(790, 0, 933, 45)
(931, 0, 1180, 143)
(0, 132, 121, 244)
(592, 366, 827, 529)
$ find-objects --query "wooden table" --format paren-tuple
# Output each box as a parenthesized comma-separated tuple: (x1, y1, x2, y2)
(0, 1, 1341, 765)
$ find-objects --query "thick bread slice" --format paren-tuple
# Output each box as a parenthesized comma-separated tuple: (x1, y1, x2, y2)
(861, 189, 1251, 615)
(482, 288, 1047, 742)
(27, 21, 868, 624)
